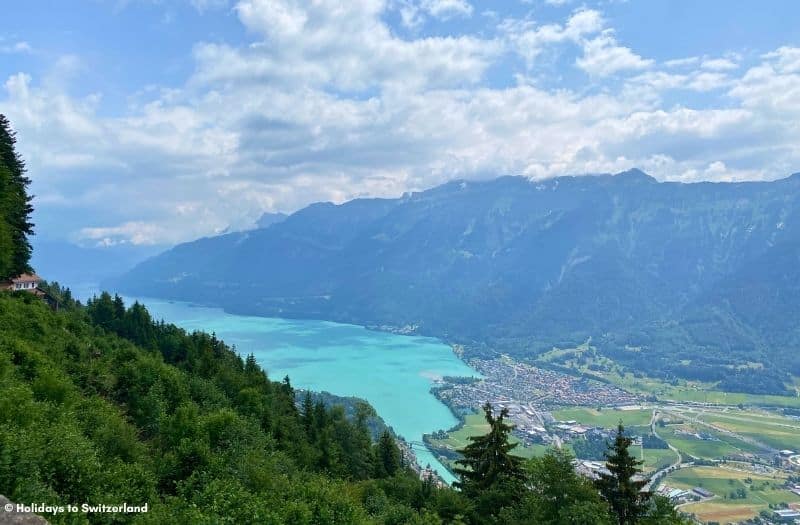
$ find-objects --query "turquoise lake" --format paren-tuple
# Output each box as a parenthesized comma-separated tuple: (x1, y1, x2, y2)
(115, 295, 478, 484)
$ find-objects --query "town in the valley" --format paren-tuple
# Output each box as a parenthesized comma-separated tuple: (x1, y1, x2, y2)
(424, 353, 800, 524)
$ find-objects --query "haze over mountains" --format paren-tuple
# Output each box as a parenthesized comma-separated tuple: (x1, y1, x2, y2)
(112, 170, 800, 395)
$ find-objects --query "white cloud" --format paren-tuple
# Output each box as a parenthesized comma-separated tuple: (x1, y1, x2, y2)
(78, 221, 167, 246)
(664, 56, 699, 68)
(3, 3, 800, 246)
(576, 29, 653, 76)
(220, 0, 498, 91)
(395, 0, 473, 29)
(501, 8, 603, 66)
(419, 0, 473, 18)
(687, 71, 729, 91)
(762, 46, 800, 73)
(701, 57, 738, 71)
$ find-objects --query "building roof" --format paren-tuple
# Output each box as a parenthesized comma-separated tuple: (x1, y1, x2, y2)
(8, 273, 42, 283)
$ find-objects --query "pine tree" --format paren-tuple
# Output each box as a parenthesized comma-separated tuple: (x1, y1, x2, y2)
(454, 403, 525, 522)
(87, 291, 117, 330)
(0, 114, 33, 278)
(596, 423, 651, 525)
(375, 430, 401, 477)
(454, 403, 524, 495)
(0, 163, 13, 276)
(301, 391, 315, 439)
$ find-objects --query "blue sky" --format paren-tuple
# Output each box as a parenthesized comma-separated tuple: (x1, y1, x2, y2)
(2, 1, 800, 246)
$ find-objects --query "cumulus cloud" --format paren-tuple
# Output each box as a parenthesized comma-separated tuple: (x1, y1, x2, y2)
(576, 29, 653, 76)
(419, 0, 473, 18)
(209, 0, 499, 91)
(2, 1, 799, 246)
(396, 0, 473, 29)
(501, 8, 603, 66)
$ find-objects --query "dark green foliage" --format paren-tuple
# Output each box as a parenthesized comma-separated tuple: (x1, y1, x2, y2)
(596, 424, 651, 525)
(375, 431, 401, 478)
(0, 292, 432, 524)
(502, 449, 614, 525)
(0, 114, 34, 278)
(113, 170, 800, 393)
(454, 403, 525, 523)
(641, 433, 668, 449)
(572, 432, 612, 460)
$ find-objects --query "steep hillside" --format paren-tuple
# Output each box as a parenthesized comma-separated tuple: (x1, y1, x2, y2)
(112, 170, 800, 394)
(0, 289, 455, 524)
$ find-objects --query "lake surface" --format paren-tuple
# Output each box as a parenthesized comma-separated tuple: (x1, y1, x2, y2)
(113, 295, 477, 484)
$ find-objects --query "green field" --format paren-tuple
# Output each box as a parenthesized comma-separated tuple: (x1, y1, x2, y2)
(662, 407, 800, 456)
(551, 407, 653, 428)
(657, 424, 762, 459)
(539, 347, 800, 408)
(694, 411, 800, 452)
(638, 446, 678, 473)
(665, 466, 800, 523)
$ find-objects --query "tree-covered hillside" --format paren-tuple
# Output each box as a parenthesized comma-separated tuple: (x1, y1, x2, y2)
(0, 113, 34, 279)
(0, 289, 691, 524)
(0, 289, 458, 523)
(114, 170, 800, 395)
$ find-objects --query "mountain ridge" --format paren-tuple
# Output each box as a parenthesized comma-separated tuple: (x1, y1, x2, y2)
(110, 169, 800, 394)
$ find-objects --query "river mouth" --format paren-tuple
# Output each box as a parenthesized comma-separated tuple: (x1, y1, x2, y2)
(111, 294, 478, 484)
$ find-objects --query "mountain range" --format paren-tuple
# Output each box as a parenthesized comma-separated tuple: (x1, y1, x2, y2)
(110, 169, 800, 395)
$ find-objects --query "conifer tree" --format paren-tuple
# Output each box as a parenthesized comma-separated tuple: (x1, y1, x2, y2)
(0, 114, 34, 278)
(375, 430, 401, 477)
(596, 423, 651, 525)
(301, 391, 315, 439)
(454, 403, 525, 522)
(454, 402, 524, 495)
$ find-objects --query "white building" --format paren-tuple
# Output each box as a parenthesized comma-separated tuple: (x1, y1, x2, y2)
(1, 273, 42, 292)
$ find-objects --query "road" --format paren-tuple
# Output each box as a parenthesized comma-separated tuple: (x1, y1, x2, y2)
(644, 409, 683, 491)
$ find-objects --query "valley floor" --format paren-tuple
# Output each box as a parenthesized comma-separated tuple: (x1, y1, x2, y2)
(426, 352, 800, 524)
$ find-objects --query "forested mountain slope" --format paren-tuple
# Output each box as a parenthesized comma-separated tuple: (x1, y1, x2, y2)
(114, 170, 800, 394)
(0, 289, 454, 523)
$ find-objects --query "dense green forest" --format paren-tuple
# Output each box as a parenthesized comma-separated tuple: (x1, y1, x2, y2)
(0, 288, 446, 523)
(0, 114, 34, 279)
